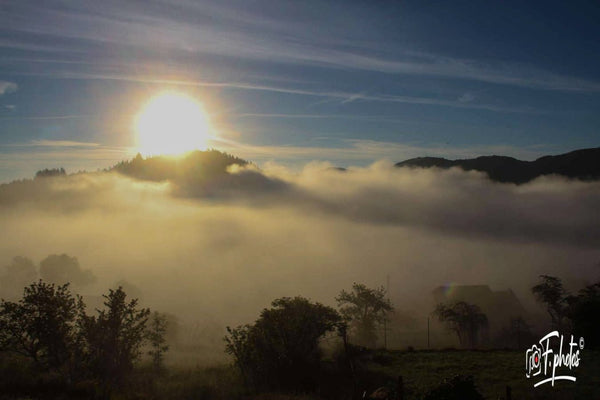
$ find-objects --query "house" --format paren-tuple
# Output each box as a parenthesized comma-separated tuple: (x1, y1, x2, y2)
(432, 284, 527, 332)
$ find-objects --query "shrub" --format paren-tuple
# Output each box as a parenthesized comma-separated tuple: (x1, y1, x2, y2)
(225, 296, 342, 392)
(423, 375, 484, 400)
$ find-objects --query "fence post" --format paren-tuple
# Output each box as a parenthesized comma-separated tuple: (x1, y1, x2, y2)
(397, 375, 404, 400)
(506, 385, 512, 400)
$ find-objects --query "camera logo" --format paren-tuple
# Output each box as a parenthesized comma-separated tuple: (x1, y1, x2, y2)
(525, 331, 584, 387)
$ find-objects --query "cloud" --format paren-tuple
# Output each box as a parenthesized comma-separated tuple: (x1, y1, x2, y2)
(3, 3, 599, 93)
(24, 140, 100, 147)
(0, 137, 559, 185)
(0, 115, 91, 121)
(1, 162, 598, 278)
(0, 81, 17, 96)
(5, 69, 536, 114)
(0, 159, 598, 355)
(211, 138, 556, 165)
(0, 144, 136, 183)
(458, 93, 475, 103)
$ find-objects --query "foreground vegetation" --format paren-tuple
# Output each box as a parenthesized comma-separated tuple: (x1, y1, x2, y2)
(366, 348, 599, 400)
(1, 275, 599, 399)
(2, 348, 598, 400)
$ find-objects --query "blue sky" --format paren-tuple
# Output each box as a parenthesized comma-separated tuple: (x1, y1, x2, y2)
(1, 0, 599, 181)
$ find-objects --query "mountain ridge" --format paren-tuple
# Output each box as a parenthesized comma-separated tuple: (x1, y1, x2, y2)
(395, 147, 600, 184)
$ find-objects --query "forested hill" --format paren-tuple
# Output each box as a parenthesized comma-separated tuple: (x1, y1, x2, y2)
(110, 150, 249, 182)
(395, 147, 600, 184)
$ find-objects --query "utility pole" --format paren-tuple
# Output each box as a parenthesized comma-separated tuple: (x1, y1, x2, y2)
(427, 317, 430, 349)
(383, 274, 390, 349)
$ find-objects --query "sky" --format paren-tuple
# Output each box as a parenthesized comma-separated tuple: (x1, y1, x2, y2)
(1, 0, 599, 182)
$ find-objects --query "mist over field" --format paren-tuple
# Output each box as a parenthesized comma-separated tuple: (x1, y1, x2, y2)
(3, 2, 600, 398)
(2, 160, 599, 343)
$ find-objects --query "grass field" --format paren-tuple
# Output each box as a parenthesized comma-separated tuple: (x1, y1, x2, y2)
(364, 349, 600, 400)
(1, 349, 598, 399)
(116, 348, 600, 400)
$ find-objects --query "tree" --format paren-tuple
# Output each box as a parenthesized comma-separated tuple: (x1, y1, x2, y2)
(225, 296, 343, 392)
(565, 281, 600, 348)
(0, 256, 38, 300)
(79, 287, 149, 387)
(146, 311, 169, 371)
(35, 168, 66, 178)
(532, 275, 568, 330)
(40, 254, 96, 287)
(433, 302, 488, 348)
(494, 317, 534, 349)
(0, 281, 83, 373)
(335, 283, 393, 348)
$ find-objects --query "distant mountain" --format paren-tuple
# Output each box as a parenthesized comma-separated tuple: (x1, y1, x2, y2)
(395, 147, 600, 184)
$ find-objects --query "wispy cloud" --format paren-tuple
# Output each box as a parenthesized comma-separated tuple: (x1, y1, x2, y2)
(8, 70, 538, 114)
(0, 114, 91, 121)
(0, 81, 17, 96)
(2, 2, 599, 93)
(457, 93, 475, 103)
(0, 143, 136, 182)
(211, 137, 557, 165)
(24, 139, 100, 147)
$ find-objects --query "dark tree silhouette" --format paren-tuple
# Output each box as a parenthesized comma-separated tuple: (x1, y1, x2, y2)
(494, 316, 534, 349)
(433, 302, 488, 348)
(225, 296, 343, 392)
(0, 281, 83, 373)
(565, 281, 600, 348)
(35, 168, 66, 178)
(146, 311, 169, 371)
(336, 283, 393, 348)
(0, 256, 38, 300)
(532, 275, 568, 330)
(532, 275, 600, 343)
(39, 254, 95, 287)
(79, 287, 149, 388)
(111, 150, 248, 182)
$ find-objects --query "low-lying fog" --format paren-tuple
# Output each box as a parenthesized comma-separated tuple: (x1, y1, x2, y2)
(1, 161, 599, 362)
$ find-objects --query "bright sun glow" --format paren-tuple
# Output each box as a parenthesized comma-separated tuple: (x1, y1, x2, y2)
(135, 92, 211, 156)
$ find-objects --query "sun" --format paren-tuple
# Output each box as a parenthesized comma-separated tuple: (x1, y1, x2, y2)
(135, 92, 211, 156)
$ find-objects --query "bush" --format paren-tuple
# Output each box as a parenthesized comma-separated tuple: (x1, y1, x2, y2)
(0, 281, 83, 374)
(225, 296, 343, 393)
(78, 286, 150, 389)
(423, 375, 484, 400)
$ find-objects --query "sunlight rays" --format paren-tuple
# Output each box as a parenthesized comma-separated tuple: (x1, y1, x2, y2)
(135, 92, 211, 156)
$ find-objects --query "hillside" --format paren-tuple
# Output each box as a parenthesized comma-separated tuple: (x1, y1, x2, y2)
(110, 150, 249, 182)
(395, 147, 600, 183)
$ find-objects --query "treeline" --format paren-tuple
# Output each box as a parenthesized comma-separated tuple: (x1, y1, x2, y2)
(1, 272, 598, 399)
(0, 255, 95, 300)
(0, 281, 168, 399)
(110, 150, 248, 182)
(35, 168, 66, 178)
(0, 280, 394, 399)
(532, 275, 600, 343)
(432, 275, 600, 350)
(222, 283, 395, 397)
